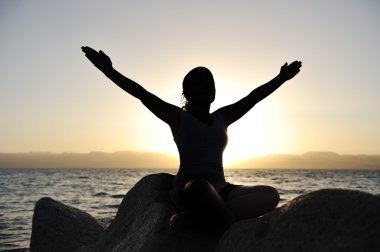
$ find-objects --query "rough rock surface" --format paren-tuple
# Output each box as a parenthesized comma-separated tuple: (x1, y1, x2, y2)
(216, 189, 380, 252)
(75, 173, 219, 252)
(30, 197, 106, 252)
(31, 174, 380, 252)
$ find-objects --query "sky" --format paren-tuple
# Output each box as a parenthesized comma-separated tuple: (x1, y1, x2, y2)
(1, 0, 379, 164)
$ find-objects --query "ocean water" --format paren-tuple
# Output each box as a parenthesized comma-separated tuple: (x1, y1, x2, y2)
(1, 168, 380, 251)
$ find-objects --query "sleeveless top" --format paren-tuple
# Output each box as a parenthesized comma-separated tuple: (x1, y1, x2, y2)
(172, 111, 228, 187)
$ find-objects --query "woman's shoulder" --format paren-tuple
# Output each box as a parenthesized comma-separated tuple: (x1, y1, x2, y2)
(211, 110, 228, 128)
(211, 110, 224, 120)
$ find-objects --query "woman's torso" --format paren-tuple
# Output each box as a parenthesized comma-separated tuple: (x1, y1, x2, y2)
(172, 111, 228, 186)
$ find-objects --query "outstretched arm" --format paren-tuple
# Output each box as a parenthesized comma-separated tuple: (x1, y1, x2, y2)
(217, 61, 302, 127)
(81, 46, 181, 130)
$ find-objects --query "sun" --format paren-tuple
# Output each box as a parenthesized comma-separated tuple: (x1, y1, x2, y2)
(214, 82, 295, 166)
(223, 120, 270, 165)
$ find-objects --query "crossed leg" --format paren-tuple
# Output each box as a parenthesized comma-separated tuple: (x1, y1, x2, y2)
(180, 178, 236, 232)
(225, 185, 280, 220)
(178, 179, 279, 233)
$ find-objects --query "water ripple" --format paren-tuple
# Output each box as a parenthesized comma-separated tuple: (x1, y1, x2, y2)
(0, 168, 379, 251)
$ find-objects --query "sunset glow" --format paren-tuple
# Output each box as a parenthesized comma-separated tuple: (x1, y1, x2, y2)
(1, 0, 379, 165)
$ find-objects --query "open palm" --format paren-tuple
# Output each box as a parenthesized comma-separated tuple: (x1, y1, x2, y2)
(81, 46, 113, 72)
(279, 61, 302, 81)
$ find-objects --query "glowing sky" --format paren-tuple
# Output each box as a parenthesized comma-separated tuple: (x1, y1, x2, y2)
(1, 0, 379, 163)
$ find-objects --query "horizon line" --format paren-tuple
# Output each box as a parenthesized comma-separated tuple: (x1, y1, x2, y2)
(1, 150, 380, 156)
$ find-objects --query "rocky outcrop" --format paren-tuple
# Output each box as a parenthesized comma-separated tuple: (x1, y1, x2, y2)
(30, 174, 380, 252)
(75, 173, 219, 252)
(217, 189, 380, 252)
(30, 197, 106, 252)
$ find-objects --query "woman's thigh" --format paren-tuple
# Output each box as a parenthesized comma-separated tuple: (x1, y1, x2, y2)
(225, 185, 280, 219)
(227, 185, 279, 201)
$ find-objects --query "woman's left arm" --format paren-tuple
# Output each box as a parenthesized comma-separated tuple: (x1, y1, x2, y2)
(216, 61, 302, 127)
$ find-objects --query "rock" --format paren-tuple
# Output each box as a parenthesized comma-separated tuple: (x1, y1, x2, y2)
(31, 174, 380, 252)
(30, 197, 106, 252)
(76, 173, 219, 252)
(216, 189, 380, 252)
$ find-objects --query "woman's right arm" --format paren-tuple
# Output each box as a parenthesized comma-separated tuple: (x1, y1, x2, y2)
(81, 46, 181, 129)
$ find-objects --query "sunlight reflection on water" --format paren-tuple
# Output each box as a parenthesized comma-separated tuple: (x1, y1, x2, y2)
(0, 168, 379, 251)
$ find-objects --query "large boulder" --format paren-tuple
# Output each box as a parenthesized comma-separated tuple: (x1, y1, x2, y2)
(76, 173, 219, 252)
(30, 197, 106, 252)
(31, 174, 380, 252)
(216, 189, 380, 252)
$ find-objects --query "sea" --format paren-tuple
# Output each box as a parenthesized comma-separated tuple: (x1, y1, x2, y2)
(1, 168, 380, 251)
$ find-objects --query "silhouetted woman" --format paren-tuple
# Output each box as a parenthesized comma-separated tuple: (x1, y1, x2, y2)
(81, 46, 302, 233)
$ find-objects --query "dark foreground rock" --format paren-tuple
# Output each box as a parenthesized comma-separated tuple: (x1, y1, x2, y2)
(31, 173, 380, 252)
(217, 189, 380, 252)
(30, 197, 106, 252)
(75, 173, 219, 252)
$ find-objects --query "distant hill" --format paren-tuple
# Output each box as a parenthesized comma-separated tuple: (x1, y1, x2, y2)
(233, 152, 380, 169)
(0, 151, 379, 169)
(0, 151, 178, 169)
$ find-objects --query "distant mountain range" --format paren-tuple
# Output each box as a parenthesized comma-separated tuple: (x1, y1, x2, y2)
(0, 151, 379, 169)
(0, 151, 178, 169)
(233, 152, 380, 169)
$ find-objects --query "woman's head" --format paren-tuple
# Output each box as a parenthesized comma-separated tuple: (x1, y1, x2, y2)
(182, 67, 215, 110)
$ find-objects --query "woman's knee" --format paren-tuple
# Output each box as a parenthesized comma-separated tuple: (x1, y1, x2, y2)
(264, 186, 280, 208)
(231, 185, 280, 207)
(180, 178, 219, 214)
(180, 178, 225, 204)
(181, 178, 212, 197)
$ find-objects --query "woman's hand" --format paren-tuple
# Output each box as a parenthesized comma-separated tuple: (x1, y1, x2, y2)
(278, 61, 302, 81)
(81, 46, 113, 73)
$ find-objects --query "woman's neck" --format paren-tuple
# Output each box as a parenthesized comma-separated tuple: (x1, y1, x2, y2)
(187, 103, 210, 114)
(186, 103, 212, 124)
